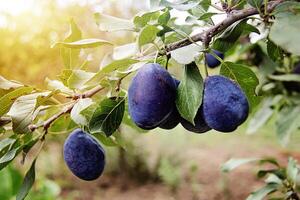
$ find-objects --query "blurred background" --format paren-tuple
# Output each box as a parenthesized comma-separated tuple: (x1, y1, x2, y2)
(0, 0, 300, 200)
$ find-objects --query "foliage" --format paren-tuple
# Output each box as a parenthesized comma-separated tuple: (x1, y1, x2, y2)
(222, 157, 300, 200)
(0, 0, 300, 198)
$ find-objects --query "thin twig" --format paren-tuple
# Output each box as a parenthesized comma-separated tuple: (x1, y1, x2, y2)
(165, 0, 284, 53)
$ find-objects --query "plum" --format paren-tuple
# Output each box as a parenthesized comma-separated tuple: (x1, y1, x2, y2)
(159, 77, 181, 130)
(180, 107, 211, 133)
(63, 129, 105, 181)
(205, 50, 224, 68)
(128, 63, 177, 129)
(203, 75, 249, 132)
(283, 63, 300, 93)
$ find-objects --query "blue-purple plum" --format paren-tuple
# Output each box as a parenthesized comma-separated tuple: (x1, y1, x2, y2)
(128, 63, 177, 129)
(203, 75, 249, 132)
(63, 129, 105, 181)
(159, 77, 181, 130)
(205, 50, 224, 68)
(180, 107, 211, 133)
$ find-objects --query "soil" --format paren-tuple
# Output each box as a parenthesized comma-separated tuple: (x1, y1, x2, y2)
(56, 133, 299, 200)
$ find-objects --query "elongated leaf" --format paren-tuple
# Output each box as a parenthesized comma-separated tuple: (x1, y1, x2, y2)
(276, 105, 300, 146)
(70, 98, 93, 126)
(287, 157, 298, 184)
(16, 159, 36, 200)
(246, 183, 278, 200)
(268, 74, 300, 82)
(94, 13, 135, 32)
(0, 87, 33, 117)
(138, 25, 160, 48)
(159, 0, 199, 11)
(60, 19, 82, 68)
(54, 38, 112, 49)
(0, 76, 22, 90)
(0, 148, 18, 164)
(221, 158, 258, 173)
(89, 97, 125, 136)
(267, 39, 283, 62)
(269, 2, 300, 55)
(113, 43, 138, 60)
(67, 70, 95, 90)
(213, 20, 259, 52)
(220, 62, 260, 109)
(101, 59, 139, 73)
(134, 10, 161, 29)
(46, 78, 73, 95)
(171, 44, 203, 64)
(7, 92, 51, 134)
(176, 62, 203, 124)
(246, 97, 275, 134)
(0, 138, 16, 152)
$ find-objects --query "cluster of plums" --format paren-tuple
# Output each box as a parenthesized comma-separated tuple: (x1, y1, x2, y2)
(62, 50, 247, 181)
(128, 60, 249, 133)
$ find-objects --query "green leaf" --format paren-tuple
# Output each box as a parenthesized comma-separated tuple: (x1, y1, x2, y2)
(247, 0, 263, 8)
(60, 19, 82, 69)
(170, 44, 203, 64)
(287, 157, 298, 184)
(7, 92, 51, 134)
(0, 148, 18, 164)
(246, 97, 275, 134)
(276, 105, 300, 146)
(113, 43, 138, 60)
(159, 0, 199, 11)
(267, 39, 283, 62)
(269, 2, 300, 56)
(67, 70, 95, 90)
(46, 78, 73, 95)
(268, 74, 300, 82)
(94, 13, 135, 32)
(101, 59, 140, 73)
(134, 10, 161, 29)
(246, 183, 278, 200)
(221, 158, 258, 173)
(0, 138, 16, 152)
(70, 98, 93, 126)
(48, 115, 77, 134)
(176, 62, 203, 124)
(220, 62, 260, 109)
(0, 87, 33, 117)
(199, 12, 218, 21)
(0, 76, 22, 90)
(16, 159, 36, 200)
(213, 20, 259, 52)
(89, 97, 125, 136)
(54, 38, 112, 49)
(92, 133, 123, 147)
(138, 25, 160, 48)
(158, 9, 171, 25)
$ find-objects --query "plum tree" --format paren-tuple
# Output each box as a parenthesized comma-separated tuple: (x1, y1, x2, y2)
(180, 107, 211, 133)
(159, 78, 181, 130)
(283, 63, 300, 93)
(128, 63, 177, 130)
(203, 75, 249, 132)
(205, 50, 224, 68)
(63, 129, 105, 181)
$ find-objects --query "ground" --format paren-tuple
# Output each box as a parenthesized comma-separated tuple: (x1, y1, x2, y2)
(35, 125, 300, 200)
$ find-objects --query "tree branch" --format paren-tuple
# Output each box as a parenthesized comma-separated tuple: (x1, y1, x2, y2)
(29, 85, 105, 133)
(165, 0, 284, 53)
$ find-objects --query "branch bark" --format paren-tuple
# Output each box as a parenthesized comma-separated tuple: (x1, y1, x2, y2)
(29, 85, 104, 133)
(165, 0, 284, 53)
